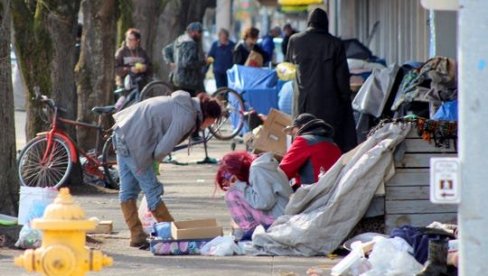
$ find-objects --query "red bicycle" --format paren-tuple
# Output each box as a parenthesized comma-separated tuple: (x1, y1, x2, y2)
(17, 89, 119, 189)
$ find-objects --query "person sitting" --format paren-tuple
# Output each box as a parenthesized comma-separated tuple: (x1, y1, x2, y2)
(215, 151, 292, 240)
(280, 113, 342, 191)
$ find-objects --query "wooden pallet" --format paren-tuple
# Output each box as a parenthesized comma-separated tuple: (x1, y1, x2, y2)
(384, 129, 458, 233)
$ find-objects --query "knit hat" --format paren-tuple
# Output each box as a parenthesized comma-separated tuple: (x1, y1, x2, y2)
(186, 22, 203, 32)
(297, 119, 334, 137)
(307, 8, 329, 30)
(283, 113, 317, 133)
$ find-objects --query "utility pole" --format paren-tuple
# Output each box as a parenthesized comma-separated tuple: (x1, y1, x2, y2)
(216, 0, 232, 32)
(458, 0, 488, 274)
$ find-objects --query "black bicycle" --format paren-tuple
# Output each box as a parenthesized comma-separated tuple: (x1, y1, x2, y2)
(114, 72, 173, 111)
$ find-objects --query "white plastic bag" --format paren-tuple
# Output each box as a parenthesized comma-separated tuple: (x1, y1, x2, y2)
(363, 237, 423, 276)
(16, 187, 57, 249)
(200, 236, 244, 256)
(15, 225, 42, 249)
(18, 186, 58, 225)
(138, 195, 156, 234)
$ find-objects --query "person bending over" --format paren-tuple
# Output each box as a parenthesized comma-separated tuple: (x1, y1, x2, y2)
(113, 91, 222, 249)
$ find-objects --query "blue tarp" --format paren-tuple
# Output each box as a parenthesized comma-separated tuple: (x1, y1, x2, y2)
(227, 65, 282, 133)
(227, 65, 280, 114)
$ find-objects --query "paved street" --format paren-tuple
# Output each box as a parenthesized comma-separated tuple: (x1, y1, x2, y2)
(1, 111, 340, 276)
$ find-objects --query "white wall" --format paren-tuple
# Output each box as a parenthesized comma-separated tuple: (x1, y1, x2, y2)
(338, 0, 429, 64)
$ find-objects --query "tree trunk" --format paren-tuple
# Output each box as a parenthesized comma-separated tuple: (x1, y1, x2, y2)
(12, 1, 80, 140)
(75, 0, 117, 150)
(46, 1, 81, 140)
(0, 1, 20, 215)
(11, 1, 53, 140)
(12, 1, 82, 185)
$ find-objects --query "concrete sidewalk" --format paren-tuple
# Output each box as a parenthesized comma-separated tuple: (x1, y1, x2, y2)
(2, 111, 339, 275)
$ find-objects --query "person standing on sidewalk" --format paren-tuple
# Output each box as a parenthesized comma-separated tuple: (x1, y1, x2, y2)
(115, 28, 152, 89)
(208, 28, 235, 88)
(259, 26, 281, 66)
(286, 8, 357, 153)
(233, 27, 267, 66)
(281, 23, 297, 56)
(113, 91, 222, 248)
(163, 22, 208, 96)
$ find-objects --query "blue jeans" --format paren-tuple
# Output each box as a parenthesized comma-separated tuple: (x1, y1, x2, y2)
(115, 133, 163, 211)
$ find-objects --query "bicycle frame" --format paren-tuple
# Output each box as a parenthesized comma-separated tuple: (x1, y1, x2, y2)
(39, 99, 110, 179)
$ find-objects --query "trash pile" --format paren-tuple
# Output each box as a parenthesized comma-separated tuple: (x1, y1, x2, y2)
(353, 56, 458, 143)
(329, 222, 458, 276)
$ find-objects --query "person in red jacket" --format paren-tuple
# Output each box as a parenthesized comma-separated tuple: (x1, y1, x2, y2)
(279, 113, 342, 190)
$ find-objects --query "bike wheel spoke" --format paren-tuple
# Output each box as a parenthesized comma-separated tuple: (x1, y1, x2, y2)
(18, 136, 72, 188)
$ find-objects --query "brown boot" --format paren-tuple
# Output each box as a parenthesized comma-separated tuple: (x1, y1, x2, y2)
(120, 199, 149, 249)
(151, 201, 174, 222)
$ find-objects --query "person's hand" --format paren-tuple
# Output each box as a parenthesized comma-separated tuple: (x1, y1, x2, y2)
(130, 65, 139, 74)
(206, 56, 214, 65)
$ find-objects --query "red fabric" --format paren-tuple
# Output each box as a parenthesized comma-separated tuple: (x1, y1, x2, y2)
(279, 136, 341, 186)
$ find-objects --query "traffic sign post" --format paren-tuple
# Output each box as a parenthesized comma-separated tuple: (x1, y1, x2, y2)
(430, 157, 460, 204)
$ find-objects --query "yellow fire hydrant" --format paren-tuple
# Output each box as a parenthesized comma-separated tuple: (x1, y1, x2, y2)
(14, 188, 113, 276)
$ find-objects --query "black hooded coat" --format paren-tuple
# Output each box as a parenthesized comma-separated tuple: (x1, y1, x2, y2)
(285, 8, 357, 152)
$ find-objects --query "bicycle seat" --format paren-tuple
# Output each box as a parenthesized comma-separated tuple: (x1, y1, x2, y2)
(91, 105, 116, 115)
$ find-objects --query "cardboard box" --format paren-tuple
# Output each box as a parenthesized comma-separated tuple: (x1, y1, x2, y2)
(171, 218, 223, 240)
(253, 109, 292, 157)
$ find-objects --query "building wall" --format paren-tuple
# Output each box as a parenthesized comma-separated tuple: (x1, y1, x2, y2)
(432, 10, 457, 59)
(338, 0, 429, 64)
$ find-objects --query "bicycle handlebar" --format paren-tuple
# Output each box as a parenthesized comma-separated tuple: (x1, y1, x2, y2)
(32, 87, 64, 112)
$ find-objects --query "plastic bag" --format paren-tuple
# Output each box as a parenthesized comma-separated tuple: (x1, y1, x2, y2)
(352, 64, 400, 118)
(16, 187, 58, 249)
(276, 62, 297, 81)
(138, 195, 156, 234)
(18, 187, 58, 225)
(432, 100, 458, 121)
(364, 237, 423, 276)
(200, 236, 244, 256)
(15, 225, 42, 249)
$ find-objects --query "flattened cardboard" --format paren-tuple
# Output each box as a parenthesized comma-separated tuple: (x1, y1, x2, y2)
(171, 218, 223, 240)
(253, 109, 292, 157)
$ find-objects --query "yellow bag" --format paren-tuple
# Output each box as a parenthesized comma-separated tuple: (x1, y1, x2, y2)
(278, 0, 323, 5)
(276, 62, 297, 81)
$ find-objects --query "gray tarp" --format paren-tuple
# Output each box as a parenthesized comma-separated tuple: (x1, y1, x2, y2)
(352, 64, 400, 118)
(252, 122, 411, 256)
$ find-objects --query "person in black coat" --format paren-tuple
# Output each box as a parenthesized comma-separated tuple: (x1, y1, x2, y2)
(285, 8, 357, 153)
(233, 27, 268, 66)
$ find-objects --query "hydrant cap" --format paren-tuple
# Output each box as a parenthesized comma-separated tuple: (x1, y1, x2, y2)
(43, 188, 86, 220)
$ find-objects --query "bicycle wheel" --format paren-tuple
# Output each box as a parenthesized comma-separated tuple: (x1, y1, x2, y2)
(139, 80, 173, 101)
(102, 135, 119, 190)
(209, 87, 245, 140)
(18, 135, 73, 188)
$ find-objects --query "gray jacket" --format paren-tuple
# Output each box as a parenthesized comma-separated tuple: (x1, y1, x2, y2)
(113, 91, 202, 169)
(162, 33, 206, 91)
(234, 152, 292, 219)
